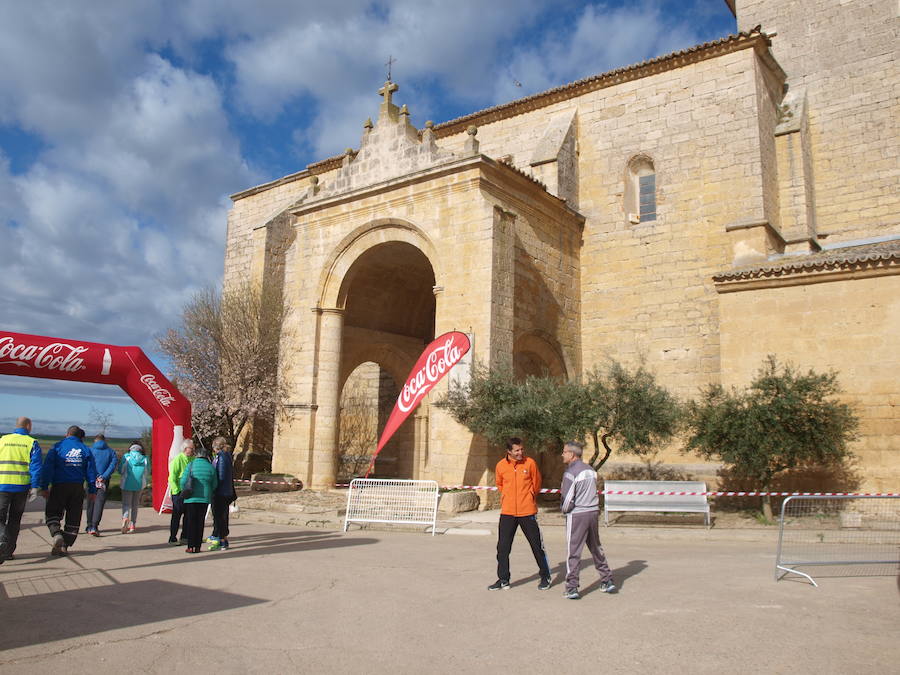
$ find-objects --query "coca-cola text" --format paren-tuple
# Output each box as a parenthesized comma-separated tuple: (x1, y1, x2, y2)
(0, 336, 88, 373)
(397, 335, 463, 413)
(140, 373, 177, 407)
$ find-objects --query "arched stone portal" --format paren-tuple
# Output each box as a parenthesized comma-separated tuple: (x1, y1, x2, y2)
(337, 241, 436, 480)
(263, 84, 584, 489)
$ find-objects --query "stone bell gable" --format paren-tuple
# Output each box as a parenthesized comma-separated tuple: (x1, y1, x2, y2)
(316, 81, 462, 199)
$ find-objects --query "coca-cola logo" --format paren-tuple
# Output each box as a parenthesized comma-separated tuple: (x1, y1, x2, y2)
(0, 336, 88, 373)
(398, 335, 463, 413)
(140, 373, 176, 407)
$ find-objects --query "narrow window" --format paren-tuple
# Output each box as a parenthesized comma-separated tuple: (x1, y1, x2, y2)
(639, 173, 656, 222)
(625, 155, 657, 224)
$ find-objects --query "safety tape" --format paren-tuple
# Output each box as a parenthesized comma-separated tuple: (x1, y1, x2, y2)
(233, 477, 898, 497)
(440, 486, 900, 497)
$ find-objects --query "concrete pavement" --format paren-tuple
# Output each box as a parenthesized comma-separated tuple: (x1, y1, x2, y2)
(1, 499, 898, 673)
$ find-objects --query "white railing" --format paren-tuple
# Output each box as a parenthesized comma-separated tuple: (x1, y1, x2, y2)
(343, 478, 440, 536)
(775, 495, 900, 586)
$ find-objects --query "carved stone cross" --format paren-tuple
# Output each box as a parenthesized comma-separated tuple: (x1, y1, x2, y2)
(379, 80, 399, 107)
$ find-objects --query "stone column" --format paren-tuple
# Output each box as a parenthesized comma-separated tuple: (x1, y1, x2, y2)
(311, 307, 344, 489)
(413, 409, 429, 479)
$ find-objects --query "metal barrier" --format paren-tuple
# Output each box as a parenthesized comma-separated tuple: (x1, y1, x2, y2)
(343, 478, 440, 536)
(775, 495, 900, 586)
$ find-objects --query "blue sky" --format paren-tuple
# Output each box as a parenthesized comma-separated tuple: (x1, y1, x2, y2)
(0, 0, 736, 438)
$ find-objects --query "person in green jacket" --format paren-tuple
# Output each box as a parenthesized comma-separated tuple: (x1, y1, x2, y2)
(167, 439, 194, 545)
(180, 445, 217, 553)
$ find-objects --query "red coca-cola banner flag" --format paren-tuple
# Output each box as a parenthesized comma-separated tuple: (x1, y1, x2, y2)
(0, 331, 191, 512)
(366, 331, 470, 477)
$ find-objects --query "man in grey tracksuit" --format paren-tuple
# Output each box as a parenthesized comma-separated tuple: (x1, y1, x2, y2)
(559, 441, 616, 599)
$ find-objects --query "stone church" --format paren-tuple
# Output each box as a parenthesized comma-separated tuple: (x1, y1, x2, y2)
(224, 0, 899, 491)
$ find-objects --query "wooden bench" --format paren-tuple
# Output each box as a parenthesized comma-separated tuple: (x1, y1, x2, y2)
(603, 480, 710, 528)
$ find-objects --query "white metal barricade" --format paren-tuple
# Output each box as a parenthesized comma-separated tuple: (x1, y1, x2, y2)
(776, 495, 900, 586)
(343, 478, 440, 535)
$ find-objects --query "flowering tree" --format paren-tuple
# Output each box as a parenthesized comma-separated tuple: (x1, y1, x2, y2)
(158, 282, 287, 452)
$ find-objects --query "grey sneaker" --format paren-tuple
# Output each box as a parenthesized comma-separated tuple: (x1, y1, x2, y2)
(538, 577, 551, 590)
(50, 534, 66, 556)
(487, 579, 510, 591)
(563, 588, 580, 600)
(600, 580, 617, 593)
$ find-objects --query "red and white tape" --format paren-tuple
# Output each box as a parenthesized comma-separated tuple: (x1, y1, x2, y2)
(234, 477, 898, 497)
(440, 486, 900, 497)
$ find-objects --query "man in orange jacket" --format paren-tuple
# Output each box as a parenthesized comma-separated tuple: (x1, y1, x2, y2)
(487, 437, 551, 591)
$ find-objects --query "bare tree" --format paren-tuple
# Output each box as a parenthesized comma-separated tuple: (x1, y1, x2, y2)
(88, 406, 115, 437)
(158, 281, 288, 451)
(337, 382, 379, 481)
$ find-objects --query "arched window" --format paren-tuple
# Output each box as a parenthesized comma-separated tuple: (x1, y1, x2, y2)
(626, 155, 656, 223)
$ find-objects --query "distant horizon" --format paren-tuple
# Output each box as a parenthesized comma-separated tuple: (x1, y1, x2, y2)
(0, 415, 147, 440)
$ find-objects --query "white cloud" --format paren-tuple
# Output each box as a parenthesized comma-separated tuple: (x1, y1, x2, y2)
(495, 2, 709, 101)
(0, 0, 733, 414)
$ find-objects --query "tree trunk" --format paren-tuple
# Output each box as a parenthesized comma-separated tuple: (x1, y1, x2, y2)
(762, 488, 774, 522)
(589, 430, 612, 470)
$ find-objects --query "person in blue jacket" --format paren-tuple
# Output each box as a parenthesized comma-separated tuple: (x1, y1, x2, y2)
(208, 436, 236, 551)
(85, 433, 117, 536)
(40, 426, 97, 556)
(0, 416, 43, 563)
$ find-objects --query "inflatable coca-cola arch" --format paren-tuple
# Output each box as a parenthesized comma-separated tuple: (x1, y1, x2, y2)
(0, 331, 191, 511)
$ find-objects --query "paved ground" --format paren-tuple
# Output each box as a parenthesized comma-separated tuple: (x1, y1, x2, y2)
(1, 499, 898, 673)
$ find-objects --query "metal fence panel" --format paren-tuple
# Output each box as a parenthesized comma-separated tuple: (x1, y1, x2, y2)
(776, 495, 900, 586)
(343, 478, 440, 535)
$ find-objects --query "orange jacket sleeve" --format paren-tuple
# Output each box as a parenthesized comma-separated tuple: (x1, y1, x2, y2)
(530, 457, 542, 496)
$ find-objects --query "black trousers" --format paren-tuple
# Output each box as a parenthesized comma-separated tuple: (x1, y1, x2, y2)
(496, 514, 551, 582)
(46, 483, 85, 547)
(211, 495, 230, 540)
(169, 493, 186, 541)
(0, 490, 28, 557)
(183, 502, 207, 549)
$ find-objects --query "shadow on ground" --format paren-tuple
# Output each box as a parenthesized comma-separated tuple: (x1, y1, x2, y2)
(0, 575, 266, 650)
(106, 530, 379, 572)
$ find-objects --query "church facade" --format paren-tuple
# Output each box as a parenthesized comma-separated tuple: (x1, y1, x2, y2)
(224, 0, 899, 490)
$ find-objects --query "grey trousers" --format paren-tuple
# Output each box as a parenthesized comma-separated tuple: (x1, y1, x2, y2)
(86, 480, 108, 531)
(565, 510, 612, 590)
(121, 490, 141, 525)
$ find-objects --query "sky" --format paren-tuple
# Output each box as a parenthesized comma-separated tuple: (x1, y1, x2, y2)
(0, 0, 736, 438)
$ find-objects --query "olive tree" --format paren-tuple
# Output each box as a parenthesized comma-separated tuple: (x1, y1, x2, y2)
(685, 356, 859, 520)
(436, 364, 587, 453)
(580, 361, 682, 471)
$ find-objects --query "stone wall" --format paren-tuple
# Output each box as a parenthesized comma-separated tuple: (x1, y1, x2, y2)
(718, 272, 900, 490)
(734, 0, 900, 244)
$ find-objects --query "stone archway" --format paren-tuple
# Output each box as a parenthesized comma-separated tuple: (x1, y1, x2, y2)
(330, 236, 437, 480)
(513, 331, 569, 380)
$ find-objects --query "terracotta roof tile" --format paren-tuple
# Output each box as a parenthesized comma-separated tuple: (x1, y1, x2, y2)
(713, 239, 900, 281)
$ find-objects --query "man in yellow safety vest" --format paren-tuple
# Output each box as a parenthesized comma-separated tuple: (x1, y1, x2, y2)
(0, 416, 43, 563)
